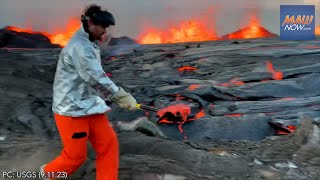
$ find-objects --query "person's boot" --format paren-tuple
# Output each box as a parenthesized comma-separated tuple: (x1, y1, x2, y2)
(40, 164, 50, 180)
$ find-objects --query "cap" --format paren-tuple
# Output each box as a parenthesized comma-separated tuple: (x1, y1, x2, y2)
(90, 11, 115, 28)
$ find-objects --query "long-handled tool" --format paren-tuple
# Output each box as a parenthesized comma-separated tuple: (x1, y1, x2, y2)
(107, 100, 196, 122)
(136, 104, 159, 113)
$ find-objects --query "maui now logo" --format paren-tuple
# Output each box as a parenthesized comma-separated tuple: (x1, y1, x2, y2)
(281, 15, 314, 31)
(280, 5, 315, 40)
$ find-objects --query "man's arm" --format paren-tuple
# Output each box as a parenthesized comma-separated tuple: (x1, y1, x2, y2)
(72, 44, 137, 110)
(73, 45, 119, 100)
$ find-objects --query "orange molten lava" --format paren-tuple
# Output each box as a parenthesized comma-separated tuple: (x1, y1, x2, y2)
(157, 104, 191, 123)
(157, 104, 205, 139)
(277, 125, 296, 135)
(266, 61, 283, 80)
(316, 26, 320, 35)
(138, 19, 218, 44)
(189, 84, 201, 91)
(6, 18, 81, 47)
(219, 78, 245, 87)
(222, 11, 276, 40)
(6, 26, 39, 34)
(47, 18, 80, 47)
(224, 114, 242, 117)
(178, 66, 198, 72)
(193, 109, 206, 119)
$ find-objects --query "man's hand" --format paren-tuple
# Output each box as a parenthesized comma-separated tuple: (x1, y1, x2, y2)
(110, 87, 137, 110)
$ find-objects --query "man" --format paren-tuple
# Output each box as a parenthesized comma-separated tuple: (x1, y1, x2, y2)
(41, 4, 137, 180)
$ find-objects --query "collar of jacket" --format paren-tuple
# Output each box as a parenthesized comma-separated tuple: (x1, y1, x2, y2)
(78, 24, 99, 48)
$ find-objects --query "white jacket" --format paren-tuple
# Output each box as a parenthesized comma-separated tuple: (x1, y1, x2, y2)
(52, 25, 119, 117)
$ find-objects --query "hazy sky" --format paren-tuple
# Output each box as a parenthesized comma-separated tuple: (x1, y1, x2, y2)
(0, 0, 317, 38)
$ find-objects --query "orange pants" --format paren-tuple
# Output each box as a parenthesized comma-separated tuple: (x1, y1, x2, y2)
(44, 113, 119, 180)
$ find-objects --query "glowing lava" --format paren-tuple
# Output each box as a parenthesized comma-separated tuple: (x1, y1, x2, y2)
(224, 114, 242, 117)
(266, 61, 283, 80)
(137, 9, 276, 44)
(5, 26, 40, 34)
(219, 78, 245, 87)
(192, 109, 205, 119)
(188, 84, 201, 91)
(222, 11, 277, 39)
(138, 19, 218, 44)
(48, 18, 80, 47)
(6, 18, 81, 47)
(316, 26, 320, 35)
(178, 66, 198, 72)
(277, 125, 296, 135)
(157, 104, 191, 123)
(157, 104, 205, 139)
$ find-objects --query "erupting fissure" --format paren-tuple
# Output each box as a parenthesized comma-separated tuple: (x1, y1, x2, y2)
(222, 13, 276, 40)
(138, 10, 276, 44)
(6, 9, 277, 46)
(6, 18, 80, 47)
(138, 19, 218, 44)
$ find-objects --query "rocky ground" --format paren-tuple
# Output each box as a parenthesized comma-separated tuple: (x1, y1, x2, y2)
(0, 37, 320, 180)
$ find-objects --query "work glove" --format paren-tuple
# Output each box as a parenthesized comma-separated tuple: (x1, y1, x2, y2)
(110, 87, 137, 110)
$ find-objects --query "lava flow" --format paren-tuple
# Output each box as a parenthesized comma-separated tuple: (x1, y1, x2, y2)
(157, 104, 205, 139)
(266, 61, 283, 80)
(216, 61, 283, 87)
(219, 78, 245, 87)
(178, 66, 198, 72)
